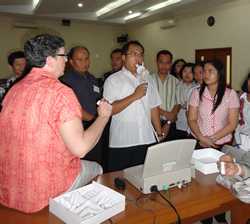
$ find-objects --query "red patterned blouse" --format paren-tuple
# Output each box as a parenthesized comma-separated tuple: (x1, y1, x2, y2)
(0, 68, 82, 213)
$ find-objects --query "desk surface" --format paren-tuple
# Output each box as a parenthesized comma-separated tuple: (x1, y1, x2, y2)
(0, 171, 249, 224)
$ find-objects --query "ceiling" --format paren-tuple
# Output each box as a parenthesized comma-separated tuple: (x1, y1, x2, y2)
(0, 0, 236, 25)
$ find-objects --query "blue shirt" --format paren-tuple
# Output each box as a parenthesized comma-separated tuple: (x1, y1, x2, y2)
(60, 69, 101, 116)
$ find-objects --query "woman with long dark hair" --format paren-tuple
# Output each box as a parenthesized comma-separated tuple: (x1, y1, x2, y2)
(188, 60, 239, 224)
(188, 60, 239, 148)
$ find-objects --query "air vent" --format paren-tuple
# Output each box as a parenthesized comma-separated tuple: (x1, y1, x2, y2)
(160, 19, 176, 30)
(13, 22, 38, 29)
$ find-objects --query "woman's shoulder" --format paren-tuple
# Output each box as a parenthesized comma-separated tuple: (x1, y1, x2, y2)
(225, 87, 238, 97)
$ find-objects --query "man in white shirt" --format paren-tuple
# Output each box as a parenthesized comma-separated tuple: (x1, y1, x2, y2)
(152, 50, 180, 140)
(103, 40, 162, 171)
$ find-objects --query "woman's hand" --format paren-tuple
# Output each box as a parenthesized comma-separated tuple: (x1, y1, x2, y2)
(97, 99, 112, 118)
(199, 136, 219, 148)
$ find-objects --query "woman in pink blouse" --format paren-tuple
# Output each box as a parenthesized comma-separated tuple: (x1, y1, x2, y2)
(188, 60, 239, 224)
(188, 60, 239, 148)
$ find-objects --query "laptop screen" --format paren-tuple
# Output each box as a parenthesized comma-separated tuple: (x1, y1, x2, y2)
(142, 139, 196, 178)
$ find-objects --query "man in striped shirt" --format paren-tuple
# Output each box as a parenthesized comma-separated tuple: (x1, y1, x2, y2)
(152, 50, 180, 140)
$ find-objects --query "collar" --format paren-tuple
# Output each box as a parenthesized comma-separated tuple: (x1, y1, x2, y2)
(69, 68, 90, 77)
(156, 73, 171, 82)
(203, 87, 215, 101)
(30, 67, 58, 80)
(122, 66, 139, 80)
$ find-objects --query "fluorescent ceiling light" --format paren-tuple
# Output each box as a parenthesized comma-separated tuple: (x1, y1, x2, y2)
(32, 0, 40, 10)
(124, 12, 142, 20)
(96, 0, 131, 17)
(147, 0, 182, 12)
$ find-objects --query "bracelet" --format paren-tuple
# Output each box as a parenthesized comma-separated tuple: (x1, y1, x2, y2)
(235, 163, 242, 176)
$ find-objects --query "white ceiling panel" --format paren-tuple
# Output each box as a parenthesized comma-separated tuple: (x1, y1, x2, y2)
(0, 0, 238, 24)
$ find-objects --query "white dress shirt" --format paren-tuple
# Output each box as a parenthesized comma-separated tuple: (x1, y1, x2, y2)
(103, 67, 161, 148)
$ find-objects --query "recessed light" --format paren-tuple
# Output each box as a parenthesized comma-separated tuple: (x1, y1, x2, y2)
(78, 2, 83, 8)
(128, 10, 133, 14)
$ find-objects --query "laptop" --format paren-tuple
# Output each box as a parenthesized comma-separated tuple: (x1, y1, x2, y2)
(124, 139, 196, 194)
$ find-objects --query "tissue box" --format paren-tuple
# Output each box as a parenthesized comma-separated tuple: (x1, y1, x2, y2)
(191, 148, 224, 175)
(49, 181, 125, 224)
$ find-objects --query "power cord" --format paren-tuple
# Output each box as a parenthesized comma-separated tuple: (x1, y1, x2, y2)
(150, 185, 181, 224)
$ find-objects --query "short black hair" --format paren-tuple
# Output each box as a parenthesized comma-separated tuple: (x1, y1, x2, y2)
(68, 46, 90, 60)
(122, 40, 144, 55)
(241, 73, 250, 93)
(179, 62, 194, 79)
(8, 51, 25, 66)
(24, 34, 65, 68)
(156, 50, 173, 61)
(110, 48, 122, 58)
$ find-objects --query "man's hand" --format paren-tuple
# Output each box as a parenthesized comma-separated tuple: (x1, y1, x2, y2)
(163, 111, 176, 122)
(97, 99, 112, 118)
(133, 83, 148, 100)
(161, 123, 170, 138)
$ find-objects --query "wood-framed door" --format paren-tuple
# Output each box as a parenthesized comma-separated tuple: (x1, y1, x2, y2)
(195, 47, 232, 87)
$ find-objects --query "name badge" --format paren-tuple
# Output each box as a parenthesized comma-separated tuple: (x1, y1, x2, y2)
(93, 85, 100, 93)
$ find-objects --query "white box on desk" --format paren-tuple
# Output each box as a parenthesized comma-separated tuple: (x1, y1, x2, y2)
(49, 181, 125, 224)
(191, 148, 224, 175)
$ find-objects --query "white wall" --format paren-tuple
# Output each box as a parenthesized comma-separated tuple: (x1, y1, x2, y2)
(0, 15, 124, 78)
(127, 0, 250, 90)
(1, 0, 250, 89)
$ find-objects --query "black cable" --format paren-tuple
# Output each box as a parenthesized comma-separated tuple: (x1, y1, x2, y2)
(150, 185, 181, 224)
(158, 191, 181, 224)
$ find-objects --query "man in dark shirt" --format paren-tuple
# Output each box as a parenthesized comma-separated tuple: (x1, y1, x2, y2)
(60, 46, 103, 164)
(103, 48, 123, 82)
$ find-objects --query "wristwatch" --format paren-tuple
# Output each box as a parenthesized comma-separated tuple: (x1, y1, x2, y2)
(157, 133, 165, 137)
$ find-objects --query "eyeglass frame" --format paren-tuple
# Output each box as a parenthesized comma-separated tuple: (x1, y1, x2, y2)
(126, 51, 144, 58)
(55, 53, 68, 60)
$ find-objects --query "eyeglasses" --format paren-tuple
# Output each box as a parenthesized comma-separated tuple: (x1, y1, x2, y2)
(56, 54, 68, 60)
(126, 52, 144, 58)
